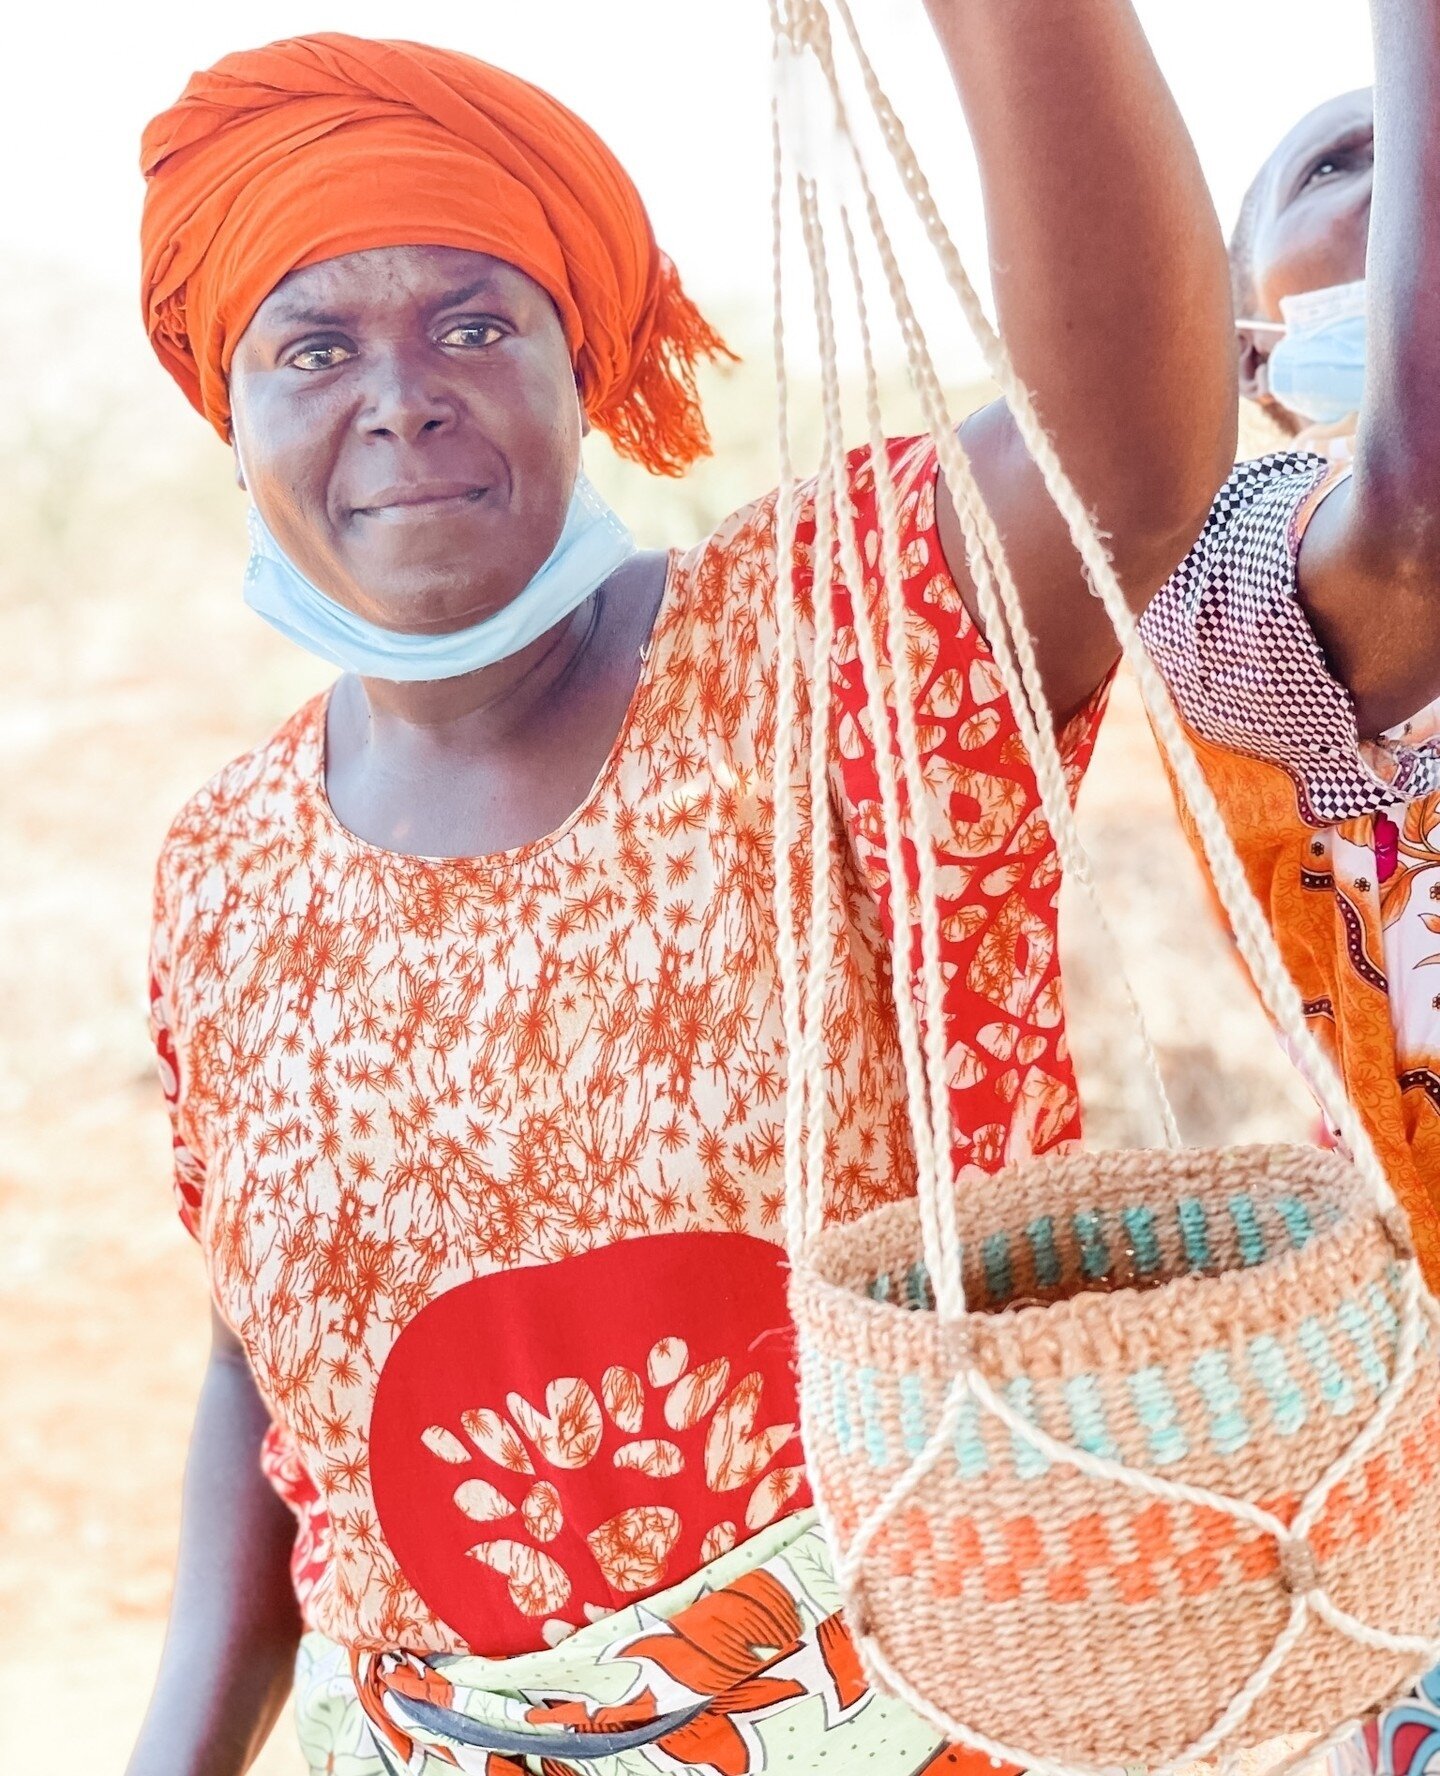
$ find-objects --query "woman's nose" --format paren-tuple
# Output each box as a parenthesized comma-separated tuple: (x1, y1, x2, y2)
(358, 345, 459, 443)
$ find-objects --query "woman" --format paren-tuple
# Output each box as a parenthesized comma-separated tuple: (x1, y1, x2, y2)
(128, 14, 1233, 1776)
(1140, 2, 1440, 1768)
(1142, 0, 1440, 1291)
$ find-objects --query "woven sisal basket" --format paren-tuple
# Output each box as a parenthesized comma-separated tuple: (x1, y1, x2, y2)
(768, 5, 1440, 1770)
(792, 1146, 1440, 1768)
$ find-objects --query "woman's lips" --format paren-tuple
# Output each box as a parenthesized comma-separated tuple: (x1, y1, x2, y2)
(355, 485, 488, 520)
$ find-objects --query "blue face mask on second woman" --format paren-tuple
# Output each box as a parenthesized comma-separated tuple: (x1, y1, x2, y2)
(238, 470, 637, 683)
(1258, 280, 1368, 427)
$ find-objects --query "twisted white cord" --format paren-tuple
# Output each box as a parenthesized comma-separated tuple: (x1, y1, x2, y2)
(769, 47, 812, 1265)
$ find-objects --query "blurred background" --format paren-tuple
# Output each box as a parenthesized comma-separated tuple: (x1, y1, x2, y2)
(0, 2, 1370, 1768)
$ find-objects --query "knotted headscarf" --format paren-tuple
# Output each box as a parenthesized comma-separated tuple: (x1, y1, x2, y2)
(140, 33, 731, 475)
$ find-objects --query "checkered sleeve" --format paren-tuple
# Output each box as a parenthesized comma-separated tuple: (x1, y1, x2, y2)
(1139, 452, 1440, 825)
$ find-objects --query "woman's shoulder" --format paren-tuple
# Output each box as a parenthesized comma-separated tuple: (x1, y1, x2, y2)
(668, 435, 942, 612)
(154, 692, 329, 900)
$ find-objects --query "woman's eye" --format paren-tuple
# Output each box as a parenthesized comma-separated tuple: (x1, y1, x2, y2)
(1300, 139, 1371, 193)
(440, 322, 504, 348)
(289, 344, 351, 372)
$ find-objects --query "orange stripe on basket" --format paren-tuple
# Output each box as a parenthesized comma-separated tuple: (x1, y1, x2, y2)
(1175, 1545, 1224, 1598)
(1112, 1558, 1158, 1604)
(1069, 1513, 1113, 1570)
(983, 1560, 1023, 1603)
(1048, 1561, 1091, 1604)
(865, 1401, 1440, 1612)
(1005, 1515, 1045, 1570)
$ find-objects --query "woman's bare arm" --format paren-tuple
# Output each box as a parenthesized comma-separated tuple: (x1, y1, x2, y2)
(922, 0, 1235, 723)
(1294, 0, 1440, 737)
(125, 1305, 301, 1776)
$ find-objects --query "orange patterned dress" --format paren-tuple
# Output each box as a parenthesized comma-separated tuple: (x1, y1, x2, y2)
(149, 436, 1105, 1659)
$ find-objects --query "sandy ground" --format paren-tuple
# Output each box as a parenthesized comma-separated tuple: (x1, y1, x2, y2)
(0, 291, 1313, 1770)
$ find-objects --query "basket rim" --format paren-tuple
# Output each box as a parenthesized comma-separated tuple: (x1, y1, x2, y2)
(793, 1142, 1411, 1379)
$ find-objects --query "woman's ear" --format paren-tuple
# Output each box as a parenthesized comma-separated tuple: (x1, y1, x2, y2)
(1237, 327, 1271, 405)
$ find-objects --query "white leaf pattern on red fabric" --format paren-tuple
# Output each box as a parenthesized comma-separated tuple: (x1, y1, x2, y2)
(646, 1338, 688, 1387)
(507, 1380, 604, 1470)
(704, 1373, 795, 1492)
(466, 1539, 571, 1616)
(601, 1366, 645, 1433)
(586, 1505, 682, 1592)
(421, 1427, 471, 1465)
(521, 1481, 564, 1543)
(664, 1357, 730, 1431)
(453, 1478, 514, 1522)
(745, 1464, 807, 1530)
(612, 1438, 685, 1476)
(461, 1409, 534, 1474)
(700, 1521, 738, 1563)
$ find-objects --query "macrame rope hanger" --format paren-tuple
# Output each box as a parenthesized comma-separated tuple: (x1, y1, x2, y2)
(767, 5, 1440, 1775)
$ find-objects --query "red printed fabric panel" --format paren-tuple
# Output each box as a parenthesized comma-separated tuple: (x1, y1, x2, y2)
(369, 1232, 806, 1654)
(820, 441, 1107, 1173)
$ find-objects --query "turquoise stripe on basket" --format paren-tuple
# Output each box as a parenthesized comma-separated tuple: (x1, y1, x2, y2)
(830, 1356, 855, 1455)
(868, 1271, 892, 1305)
(1274, 1195, 1315, 1252)
(1247, 1334, 1308, 1435)
(1073, 1209, 1111, 1281)
(954, 1388, 990, 1480)
(898, 1372, 929, 1458)
(1064, 1372, 1119, 1460)
(1128, 1365, 1188, 1465)
(1027, 1214, 1061, 1289)
(1190, 1349, 1251, 1455)
(983, 1232, 1014, 1305)
(1227, 1194, 1269, 1267)
(1177, 1197, 1213, 1273)
(1121, 1204, 1162, 1276)
(856, 1367, 892, 1469)
(1336, 1297, 1389, 1397)
(1297, 1318, 1356, 1416)
(1006, 1376, 1051, 1479)
(904, 1263, 935, 1312)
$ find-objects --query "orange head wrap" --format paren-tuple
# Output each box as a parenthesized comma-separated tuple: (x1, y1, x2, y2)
(140, 33, 732, 476)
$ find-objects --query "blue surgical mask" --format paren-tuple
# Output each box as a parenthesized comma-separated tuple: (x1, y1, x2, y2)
(240, 472, 636, 682)
(1258, 280, 1368, 427)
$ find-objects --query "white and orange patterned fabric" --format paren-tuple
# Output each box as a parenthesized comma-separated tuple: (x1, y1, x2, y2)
(149, 436, 1107, 1659)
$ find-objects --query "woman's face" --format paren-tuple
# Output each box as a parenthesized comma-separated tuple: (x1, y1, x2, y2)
(228, 245, 583, 634)
(1238, 89, 1373, 415)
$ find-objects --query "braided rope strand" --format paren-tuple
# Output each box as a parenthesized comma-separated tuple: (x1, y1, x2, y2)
(768, 37, 813, 1261)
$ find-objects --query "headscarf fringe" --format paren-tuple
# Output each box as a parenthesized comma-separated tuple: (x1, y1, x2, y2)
(592, 257, 738, 479)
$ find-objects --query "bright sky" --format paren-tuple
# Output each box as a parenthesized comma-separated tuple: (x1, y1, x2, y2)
(7, 0, 1371, 368)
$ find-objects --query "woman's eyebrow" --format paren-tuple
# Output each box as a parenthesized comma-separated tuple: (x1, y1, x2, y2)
(263, 275, 503, 331)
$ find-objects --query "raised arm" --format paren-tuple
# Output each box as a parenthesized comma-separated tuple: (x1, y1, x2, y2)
(1294, 0, 1440, 736)
(922, 0, 1235, 723)
(126, 1306, 301, 1776)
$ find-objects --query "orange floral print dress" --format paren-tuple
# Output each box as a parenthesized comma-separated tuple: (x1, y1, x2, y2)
(150, 435, 1106, 1661)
